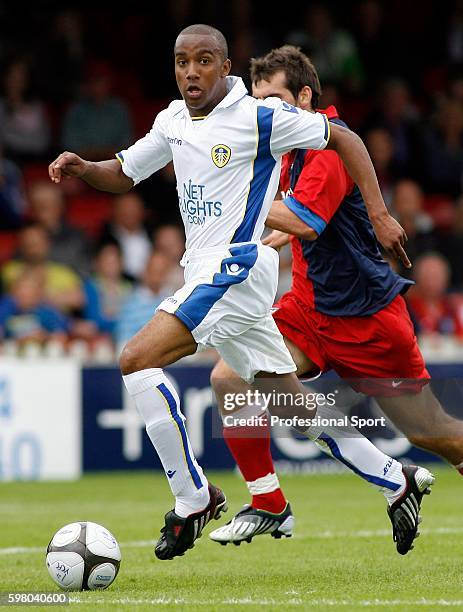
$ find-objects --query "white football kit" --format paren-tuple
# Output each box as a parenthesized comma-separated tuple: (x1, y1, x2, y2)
(117, 76, 330, 382)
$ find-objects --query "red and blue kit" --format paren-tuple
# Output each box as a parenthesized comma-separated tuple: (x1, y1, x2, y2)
(273, 106, 429, 395)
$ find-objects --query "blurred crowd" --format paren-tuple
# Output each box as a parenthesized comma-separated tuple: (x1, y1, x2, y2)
(1, 0, 463, 361)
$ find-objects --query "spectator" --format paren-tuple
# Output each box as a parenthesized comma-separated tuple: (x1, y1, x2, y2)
(0, 59, 50, 162)
(0, 269, 68, 343)
(1, 224, 84, 314)
(406, 252, 463, 338)
(115, 251, 172, 348)
(391, 179, 437, 277)
(83, 242, 132, 339)
(440, 195, 463, 289)
(39, 9, 84, 105)
(318, 80, 339, 111)
(140, 2, 194, 99)
(353, 0, 390, 90)
(228, 0, 271, 84)
(362, 79, 420, 176)
(421, 96, 463, 195)
(286, 3, 364, 93)
(448, 72, 463, 104)
(365, 127, 398, 208)
(27, 181, 91, 277)
(100, 192, 152, 281)
(447, 0, 463, 65)
(62, 60, 133, 160)
(0, 144, 27, 230)
(152, 223, 185, 291)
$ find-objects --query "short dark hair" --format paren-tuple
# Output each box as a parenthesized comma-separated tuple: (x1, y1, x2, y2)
(176, 24, 228, 60)
(95, 238, 122, 258)
(20, 221, 47, 235)
(250, 45, 322, 108)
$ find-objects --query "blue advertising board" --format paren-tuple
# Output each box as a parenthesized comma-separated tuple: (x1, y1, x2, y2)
(82, 364, 463, 473)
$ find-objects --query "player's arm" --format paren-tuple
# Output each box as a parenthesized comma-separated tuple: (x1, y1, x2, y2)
(49, 154, 133, 193)
(265, 200, 317, 240)
(326, 123, 410, 268)
(265, 150, 347, 245)
(268, 100, 410, 268)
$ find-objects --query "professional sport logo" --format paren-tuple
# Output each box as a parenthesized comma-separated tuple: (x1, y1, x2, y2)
(211, 144, 231, 168)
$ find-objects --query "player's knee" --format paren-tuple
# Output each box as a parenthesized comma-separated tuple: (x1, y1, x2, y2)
(119, 343, 141, 375)
(119, 340, 160, 375)
(210, 361, 234, 396)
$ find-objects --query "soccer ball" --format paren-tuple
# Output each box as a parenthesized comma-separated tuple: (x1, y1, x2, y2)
(46, 522, 121, 591)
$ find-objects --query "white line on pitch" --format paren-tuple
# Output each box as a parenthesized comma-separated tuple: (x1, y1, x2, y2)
(1, 526, 462, 556)
(69, 597, 463, 607)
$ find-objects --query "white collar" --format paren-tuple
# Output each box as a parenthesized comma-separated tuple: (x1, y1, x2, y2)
(214, 76, 248, 109)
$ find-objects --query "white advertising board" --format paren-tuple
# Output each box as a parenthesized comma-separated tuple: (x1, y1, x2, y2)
(0, 359, 81, 480)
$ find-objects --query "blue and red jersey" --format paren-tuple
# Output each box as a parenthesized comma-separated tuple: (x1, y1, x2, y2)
(280, 105, 412, 317)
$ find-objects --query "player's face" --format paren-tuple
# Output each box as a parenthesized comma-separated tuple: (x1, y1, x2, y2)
(252, 71, 297, 106)
(175, 34, 231, 116)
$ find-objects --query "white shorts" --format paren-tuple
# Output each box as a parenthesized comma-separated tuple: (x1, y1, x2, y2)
(157, 242, 296, 383)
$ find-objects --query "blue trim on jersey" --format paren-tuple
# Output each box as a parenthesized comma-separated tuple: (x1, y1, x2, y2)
(157, 382, 203, 490)
(116, 151, 124, 163)
(232, 107, 276, 243)
(175, 244, 259, 331)
(319, 433, 401, 491)
(323, 114, 329, 141)
(283, 195, 327, 236)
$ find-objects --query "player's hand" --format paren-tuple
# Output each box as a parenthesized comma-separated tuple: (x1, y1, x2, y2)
(372, 213, 411, 269)
(49, 152, 89, 184)
(263, 230, 290, 250)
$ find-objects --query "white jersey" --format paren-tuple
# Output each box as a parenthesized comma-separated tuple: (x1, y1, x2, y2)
(117, 76, 329, 252)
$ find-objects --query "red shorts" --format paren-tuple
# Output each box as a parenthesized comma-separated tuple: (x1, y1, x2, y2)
(272, 293, 430, 396)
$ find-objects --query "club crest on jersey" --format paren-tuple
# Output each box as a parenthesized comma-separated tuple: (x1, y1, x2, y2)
(211, 144, 231, 168)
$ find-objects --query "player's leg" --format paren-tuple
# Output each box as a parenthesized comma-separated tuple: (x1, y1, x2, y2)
(265, 296, 409, 506)
(210, 359, 294, 543)
(314, 295, 439, 553)
(376, 385, 463, 472)
(211, 290, 434, 552)
(119, 310, 227, 559)
(212, 338, 315, 516)
(252, 357, 434, 556)
(213, 358, 286, 514)
(120, 310, 208, 516)
(212, 337, 316, 521)
(325, 294, 463, 470)
(210, 327, 414, 548)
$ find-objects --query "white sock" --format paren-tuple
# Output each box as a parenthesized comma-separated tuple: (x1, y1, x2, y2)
(123, 368, 210, 517)
(308, 404, 406, 504)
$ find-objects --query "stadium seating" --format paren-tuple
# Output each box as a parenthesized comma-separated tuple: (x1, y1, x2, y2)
(22, 163, 50, 186)
(67, 194, 113, 238)
(423, 194, 455, 232)
(0, 232, 18, 264)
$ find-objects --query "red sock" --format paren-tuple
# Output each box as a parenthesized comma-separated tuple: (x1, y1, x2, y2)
(454, 461, 463, 476)
(223, 419, 287, 514)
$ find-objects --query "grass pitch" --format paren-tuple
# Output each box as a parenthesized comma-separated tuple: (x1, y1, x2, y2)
(0, 467, 461, 611)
